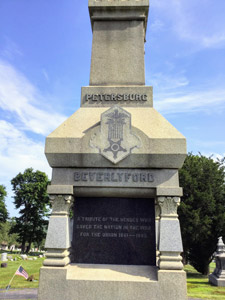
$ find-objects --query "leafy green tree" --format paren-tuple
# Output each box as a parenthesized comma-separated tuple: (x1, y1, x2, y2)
(0, 185, 8, 223)
(0, 219, 19, 247)
(178, 153, 225, 275)
(11, 168, 50, 253)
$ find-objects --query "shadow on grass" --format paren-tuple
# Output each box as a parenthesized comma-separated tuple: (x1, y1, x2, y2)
(187, 273, 207, 279)
(188, 281, 209, 285)
(213, 291, 225, 295)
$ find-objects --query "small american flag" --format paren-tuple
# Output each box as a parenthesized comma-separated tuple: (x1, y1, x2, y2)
(15, 266, 29, 279)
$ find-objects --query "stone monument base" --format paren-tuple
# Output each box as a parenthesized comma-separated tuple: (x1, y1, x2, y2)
(209, 273, 225, 287)
(38, 265, 187, 300)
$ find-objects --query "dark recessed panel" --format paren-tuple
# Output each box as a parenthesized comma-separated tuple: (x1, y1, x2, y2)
(72, 197, 156, 265)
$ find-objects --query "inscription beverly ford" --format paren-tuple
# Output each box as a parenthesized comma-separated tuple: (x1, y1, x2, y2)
(51, 168, 179, 188)
(74, 170, 154, 183)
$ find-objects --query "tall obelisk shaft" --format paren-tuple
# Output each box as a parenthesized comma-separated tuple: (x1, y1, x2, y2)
(89, 0, 149, 86)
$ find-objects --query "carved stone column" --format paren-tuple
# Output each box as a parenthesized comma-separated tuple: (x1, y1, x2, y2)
(157, 196, 183, 270)
(44, 190, 74, 267)
(155, 200, 160, 266)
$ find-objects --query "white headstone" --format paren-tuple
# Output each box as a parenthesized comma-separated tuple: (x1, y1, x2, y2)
(10, 245, 15, 251)
(1, 253, 7, 262)
(21, 254, 28, 260)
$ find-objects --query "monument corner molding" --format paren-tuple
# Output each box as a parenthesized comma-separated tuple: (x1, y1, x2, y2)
(157, 196, 180, 217)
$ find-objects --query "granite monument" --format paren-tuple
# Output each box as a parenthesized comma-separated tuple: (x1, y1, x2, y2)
(209, 237, 225, 287)
(38, 1, 187, 299)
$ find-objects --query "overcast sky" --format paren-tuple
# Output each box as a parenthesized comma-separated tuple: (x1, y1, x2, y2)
(0, 0, 225, 217)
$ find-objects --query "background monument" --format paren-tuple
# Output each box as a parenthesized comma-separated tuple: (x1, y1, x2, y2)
(209, 237, 225, 287)
(38, 1, 187, 299)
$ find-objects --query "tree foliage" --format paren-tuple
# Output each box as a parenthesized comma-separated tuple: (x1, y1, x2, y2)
(178, 153, 225, 275)
(0, 219, 19, 246)
(11, 168, 50, 253)
(0, 185, 8, 223)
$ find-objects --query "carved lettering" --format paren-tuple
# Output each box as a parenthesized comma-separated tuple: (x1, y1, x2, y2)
(130, 94, 135, 101)
(117, 94, 123, 101)
(74, 170, 155, 184)
(111, 94, 116, 101)
(93, 94, 98, 101)
(117, 173, 123, 182)
(148, 174, 154, 182)
(125, 173, 131, 182)
(96, 172, 103, 181)
(124, 94, 129, 101)
(85, 93, 148, 102)
(142, 94, 147, 101)
(72, 197, 156, 265)
(104, 172, 110, 182)
(86, 94, 92, 101)
(75, 215, 153, 240)
(105, 94, 110, 101)
(89, 172, 96, 181)
(99, 94, 104, 101)
(74, 172, 81, 181)
(132, 174, 138, 182)
(81, 172, 88, 181)
(140, 173, 147, 182)
(111, 173, 118, 182)
(136, 94, 141, 101)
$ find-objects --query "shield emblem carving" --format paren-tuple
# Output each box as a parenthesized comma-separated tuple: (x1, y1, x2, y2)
(90, 106, 141, 164)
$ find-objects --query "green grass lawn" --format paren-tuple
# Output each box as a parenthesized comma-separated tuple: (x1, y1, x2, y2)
(1, 257, 225, 299)
(185, 263, 225, 299)
(0, 256, 44, 289)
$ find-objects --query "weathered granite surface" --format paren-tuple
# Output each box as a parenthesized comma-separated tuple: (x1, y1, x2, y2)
(45, 107, 186, 168)
(38, 265, 187, 300)
(39, 0, 187, 299)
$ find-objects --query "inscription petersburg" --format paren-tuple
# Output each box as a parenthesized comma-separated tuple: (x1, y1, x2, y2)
(86, 94, 148, 102)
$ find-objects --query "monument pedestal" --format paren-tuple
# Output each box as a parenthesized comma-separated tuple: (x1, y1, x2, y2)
(38, 186, 187, 300)
(38, 265, 187, 300)
(209, 272, 225, 287)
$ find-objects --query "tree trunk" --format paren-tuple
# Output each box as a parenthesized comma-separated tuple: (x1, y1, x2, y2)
(182, 252, 188, 265)
(202, 264, 210, 275)
(21, 241, 26, 253)
(26, 241, 32, 253)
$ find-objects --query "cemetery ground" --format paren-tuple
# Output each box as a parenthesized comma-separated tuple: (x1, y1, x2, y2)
(185, 264, 225, 299)
(0, 254, 44, 289)
(0, 255, 225, 299)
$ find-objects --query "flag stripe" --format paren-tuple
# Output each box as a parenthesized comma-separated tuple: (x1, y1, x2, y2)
(15, 266, 28, 279)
